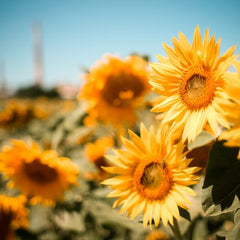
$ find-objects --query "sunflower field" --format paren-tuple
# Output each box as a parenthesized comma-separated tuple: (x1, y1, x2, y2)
(0, 26, 240, 240)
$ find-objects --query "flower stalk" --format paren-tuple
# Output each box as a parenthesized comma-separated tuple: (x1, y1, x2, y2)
(169, 217, 183, 240)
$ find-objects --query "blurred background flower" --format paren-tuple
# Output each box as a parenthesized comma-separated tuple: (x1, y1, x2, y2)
(0, 140, 79, 205)
(78, 54, 150, 128)
(0, 195, 28, 240)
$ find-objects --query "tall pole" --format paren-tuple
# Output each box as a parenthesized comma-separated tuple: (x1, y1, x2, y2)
(0, 60, 7, 98)
(32, 22, 43, 86)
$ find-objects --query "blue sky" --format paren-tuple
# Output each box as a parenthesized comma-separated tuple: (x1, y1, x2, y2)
(0, 0, 240, 90)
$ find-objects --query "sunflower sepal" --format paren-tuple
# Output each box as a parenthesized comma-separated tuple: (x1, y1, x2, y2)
(178, 206, 191, 222)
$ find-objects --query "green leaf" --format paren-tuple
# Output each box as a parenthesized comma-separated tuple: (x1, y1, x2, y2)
(53, 211, 85, 232)
(84, 198, 144, 231)
(192, 219, 208, 240)
(179, 207, 191, 222)
(29, 205, 52, 232)
(202, 141, 240, 216)
(63, 103, 86, 129)
(226, 208, 240, 240)
(202, 187, 240, 216)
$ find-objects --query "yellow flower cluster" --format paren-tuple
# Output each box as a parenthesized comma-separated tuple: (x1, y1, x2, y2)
(95, 26, 240, 229)
(0, 99, 48, 128)
(0, 25, 239, 236)
(0, 97, 80, 235)
(0, 98, 76, 129)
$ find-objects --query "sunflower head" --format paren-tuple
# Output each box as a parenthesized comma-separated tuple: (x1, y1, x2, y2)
(0, 195, 28, 240)
(85, 136, 114, 167)
(0, 140, 79, 205)
(78, 54, 150, 127)
(85, 136, 114, 180)
(102, 123, 200, 228)
(149, 26, 239, 142)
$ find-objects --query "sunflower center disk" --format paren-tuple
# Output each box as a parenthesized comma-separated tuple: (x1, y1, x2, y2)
(134, 161, 172, 200)
(186, 74, 206, 98)
(141, 163, 163, 189)
(94, 156, 109, 170)
(23, 160, 58, 184)
(0, 209, 13, 240)
(180, 73, 215, 110)
(101, 73, 144, 107)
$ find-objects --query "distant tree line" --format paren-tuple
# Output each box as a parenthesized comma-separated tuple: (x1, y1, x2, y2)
(15, 85, 60, 98)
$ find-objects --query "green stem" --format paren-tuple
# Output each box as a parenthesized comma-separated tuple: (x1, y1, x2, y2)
(169, 217, 183, 240)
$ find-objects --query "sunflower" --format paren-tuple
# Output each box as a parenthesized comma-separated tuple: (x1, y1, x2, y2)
(149, 26, 239, 142)
(102, 123, 200, 228)
(0, 195, 28, 240)
(78, 54, 150, 127)
(85, 136, 114, 180)
(0, 140, 79, 205)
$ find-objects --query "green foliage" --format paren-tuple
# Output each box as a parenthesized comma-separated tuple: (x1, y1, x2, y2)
(130, 52, 151, 62)
(202, 140, 240, 216)
(179, 207, 191, 222)
(226, 208, 240, 240)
